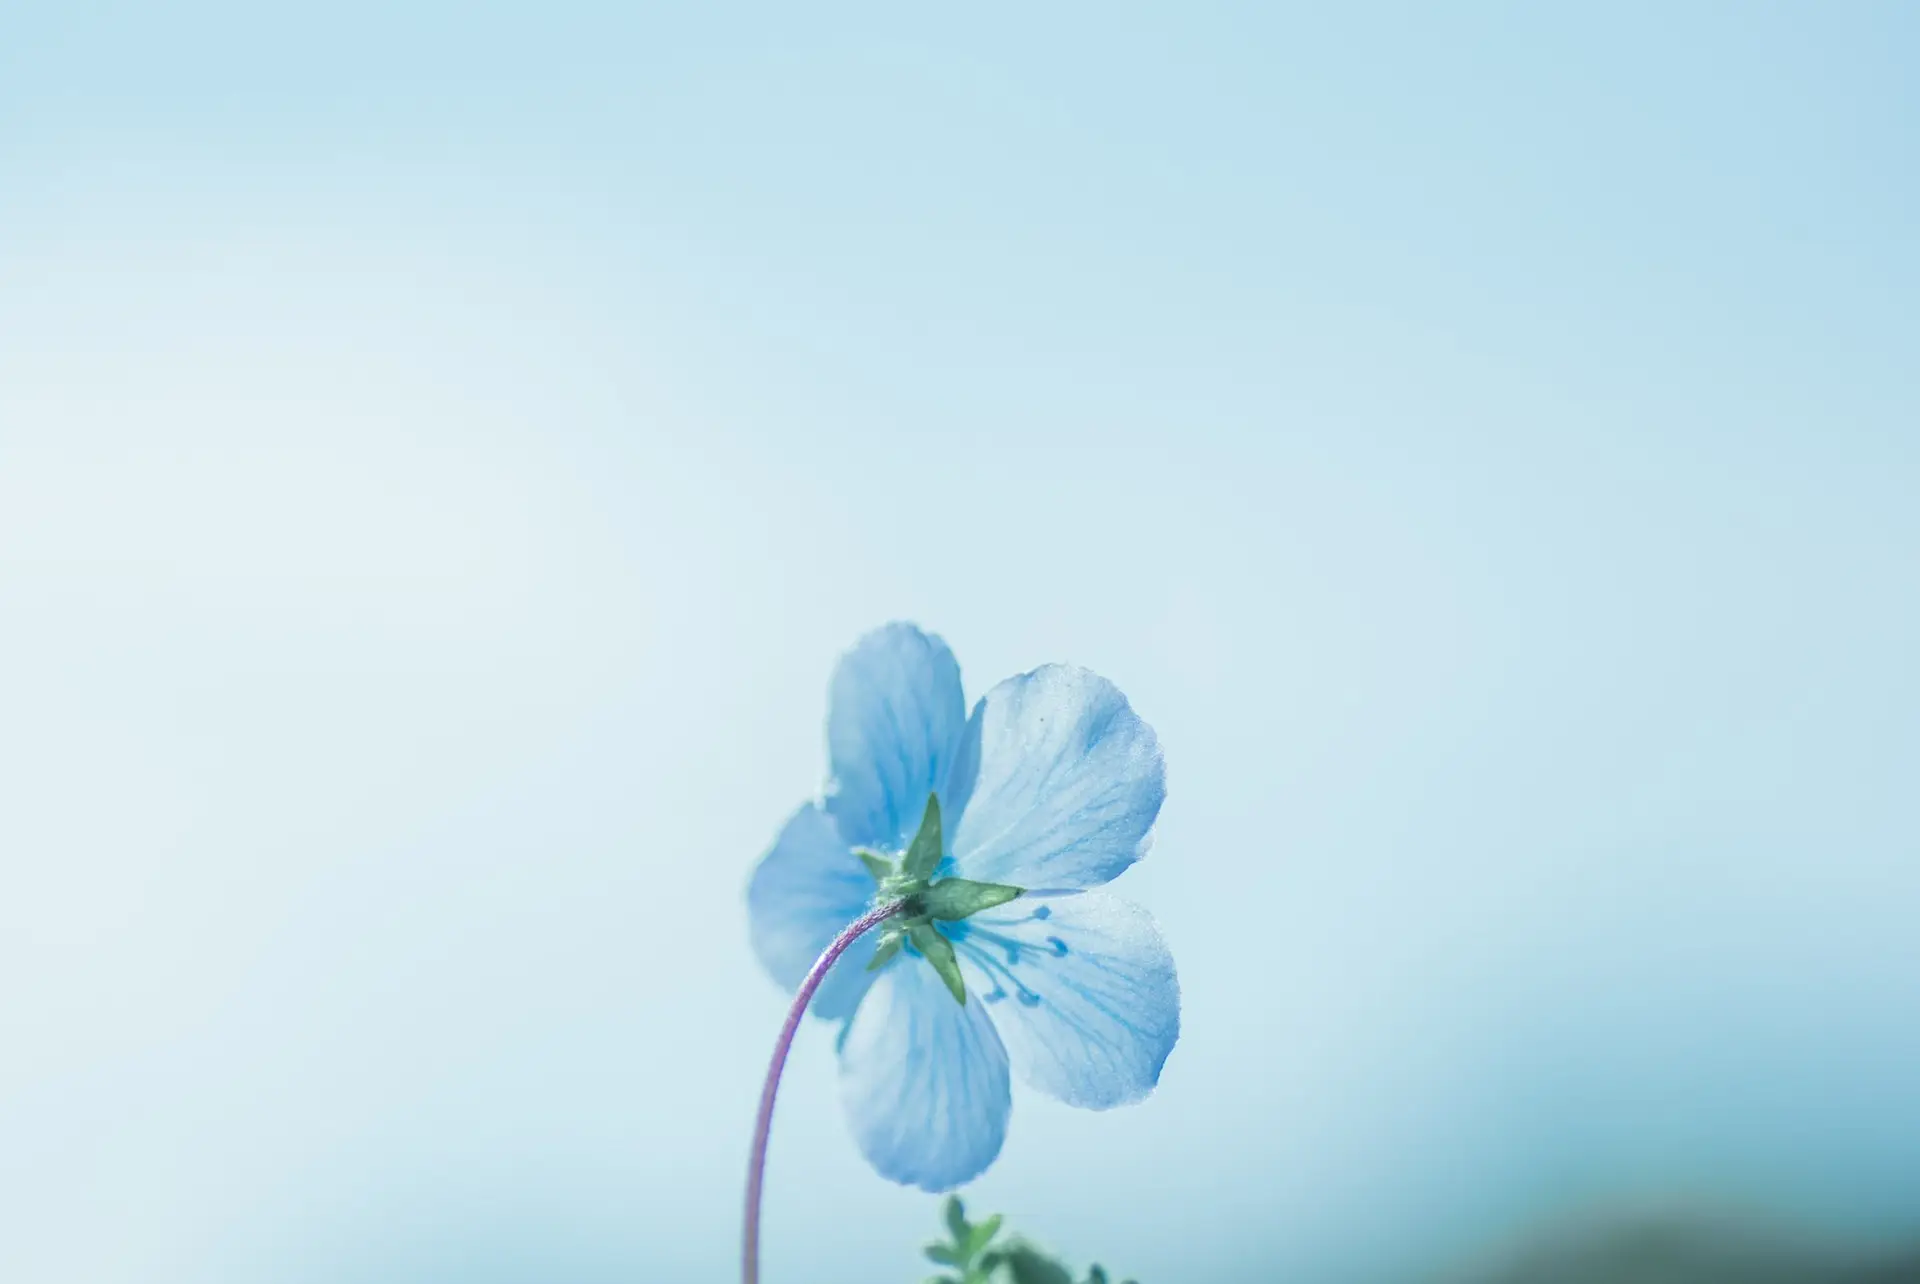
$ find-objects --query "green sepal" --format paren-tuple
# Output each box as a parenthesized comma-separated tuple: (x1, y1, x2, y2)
(910, 922, 966, 1005)
(867, 932, 904, 972)
(854, 848, 894, 882)
(902, 794, 944, 880)
(922, 878, 1023, 921)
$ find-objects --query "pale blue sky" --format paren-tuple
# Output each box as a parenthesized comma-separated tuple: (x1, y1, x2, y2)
(2, 5, 1917, 1283)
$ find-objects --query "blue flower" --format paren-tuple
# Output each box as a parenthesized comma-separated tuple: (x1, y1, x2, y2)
(747, 623, 1180, 1192)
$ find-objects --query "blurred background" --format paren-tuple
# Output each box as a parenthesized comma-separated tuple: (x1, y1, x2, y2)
(2, 4, 1916, 1282)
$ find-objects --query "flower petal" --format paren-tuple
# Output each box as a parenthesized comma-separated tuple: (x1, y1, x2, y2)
(950, 890, 1178, 1108)
(825, 623, 970, 852)
(746, 804, 878, 1021)
(947, 665, 1164, 890)
(837, 955, 1012, 1191)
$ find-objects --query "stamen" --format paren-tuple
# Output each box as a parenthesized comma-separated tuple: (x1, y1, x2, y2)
(956, 938, 1043, 1008)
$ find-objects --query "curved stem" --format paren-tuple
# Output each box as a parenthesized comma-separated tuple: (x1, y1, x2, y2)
(743, 898, 904, 1284)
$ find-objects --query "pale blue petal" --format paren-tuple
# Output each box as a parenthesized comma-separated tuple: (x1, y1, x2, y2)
(947, 665, 1165, 890)
(951, 890, 1179, 1108)
(837, 954, 1011, 1191)
(824, 623, 970, 852)
(746, 804, 879, 1021)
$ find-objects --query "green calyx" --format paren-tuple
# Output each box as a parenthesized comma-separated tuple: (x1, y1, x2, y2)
(854, 794, 1023, 1006)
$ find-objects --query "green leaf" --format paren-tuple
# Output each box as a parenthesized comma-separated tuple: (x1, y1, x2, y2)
(922, 878, 1023, 921)
(903, 794, 944, 880)
(997, 1245, 1075, 1284)
(969, 1213, 1004, 1256)
(855, 848, 894, 882)
(944, 1195, 970, 1244)
(911, 923, 966, 1005)
(1083, 1268, 1108, 1284)
(925, 1245, 963, 1267)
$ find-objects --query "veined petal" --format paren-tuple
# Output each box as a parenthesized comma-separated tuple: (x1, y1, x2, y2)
(948, 665, 1164, 890)
(825, 623, 970, 852)
(951, 890, 1178, 1109)
(746, 804, 878, 1021)
(837, 955, 1011, 1191)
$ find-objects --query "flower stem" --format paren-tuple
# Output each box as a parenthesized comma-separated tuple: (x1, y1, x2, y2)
(742, 898, 904, 1284)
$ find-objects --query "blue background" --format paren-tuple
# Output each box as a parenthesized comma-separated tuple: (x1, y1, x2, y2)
(2, 4, 1916, 1281)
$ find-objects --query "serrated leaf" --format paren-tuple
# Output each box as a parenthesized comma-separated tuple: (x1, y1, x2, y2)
(911, 923, 966, 1005)
(944, 1195, 970, 1244)
(855, 848, 893, 882)
(903, 794, 944, 880)
(922, 878, 1023, 921)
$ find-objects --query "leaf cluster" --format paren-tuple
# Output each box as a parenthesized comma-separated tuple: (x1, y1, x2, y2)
(921, 1197, 1136, 1284)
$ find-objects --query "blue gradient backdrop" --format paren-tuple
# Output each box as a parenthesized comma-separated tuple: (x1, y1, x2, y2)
(2, 5, 1916, 1282)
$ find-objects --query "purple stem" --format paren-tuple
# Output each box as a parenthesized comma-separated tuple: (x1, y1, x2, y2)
(742, 898, 905, 1284)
